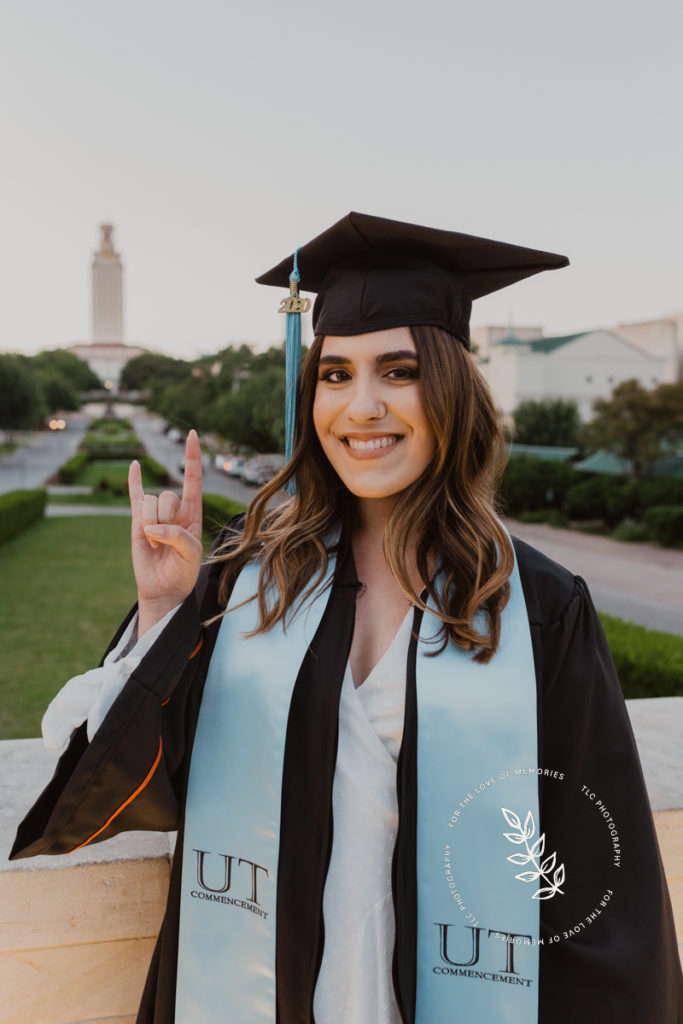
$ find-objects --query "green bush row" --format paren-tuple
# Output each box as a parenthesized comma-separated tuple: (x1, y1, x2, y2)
(81, 445, 145, 460)
(142, 455, 171, 486)
(599, 613, 683, 699)
(202, 494, 247, 544)
(643, 506, 683, 546)
(89, 417, 133, 431)
(58, 452, 90, 484)
(0, 489, 47, 546)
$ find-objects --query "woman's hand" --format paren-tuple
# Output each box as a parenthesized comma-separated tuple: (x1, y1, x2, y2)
(128, 429, 204, 637)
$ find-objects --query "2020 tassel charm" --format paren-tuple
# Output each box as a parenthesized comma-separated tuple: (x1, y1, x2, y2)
(279, 248, 310, 494)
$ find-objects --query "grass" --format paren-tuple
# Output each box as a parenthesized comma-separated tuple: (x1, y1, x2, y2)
(598, 613, 683, 699)
(74, 460, 157, 488)
(49, 491, 136, 506)
(0, 516, 137, 739)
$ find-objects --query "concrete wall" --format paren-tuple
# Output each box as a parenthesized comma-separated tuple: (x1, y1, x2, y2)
(2, 699, 682, 1023)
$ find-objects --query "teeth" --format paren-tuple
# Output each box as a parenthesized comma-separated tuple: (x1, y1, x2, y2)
(346, 435, 399, 451)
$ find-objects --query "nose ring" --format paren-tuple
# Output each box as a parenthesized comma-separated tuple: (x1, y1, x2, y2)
(374, 403, 385, 417)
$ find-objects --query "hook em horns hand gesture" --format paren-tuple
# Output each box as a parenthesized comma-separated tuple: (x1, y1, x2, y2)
(128, 429, 204, 637)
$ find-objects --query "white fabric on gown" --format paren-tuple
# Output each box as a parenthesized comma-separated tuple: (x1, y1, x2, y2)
(313, 608, 412, 1024)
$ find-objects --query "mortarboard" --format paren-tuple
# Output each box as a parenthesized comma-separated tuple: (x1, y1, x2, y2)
(255, 211, 569, 477)
(256, 211, 569, 349)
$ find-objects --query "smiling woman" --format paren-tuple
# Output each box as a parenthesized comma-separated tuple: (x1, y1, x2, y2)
(11, 212, 682, 1024)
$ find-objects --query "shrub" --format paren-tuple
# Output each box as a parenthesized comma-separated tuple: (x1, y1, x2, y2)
(58, 451, 89, 484)
(202, 494, 247, 543)
(516, 509, 569, 527)
(643, 506, 683, 547)
(90, 417, 132, 430)
(498, 457, 579, 518)
(565, 476, 611, 522)
(600, 614, 683, 698)
(0, 489, 47, 545)
(141, 455, 171, 486)
(611, 520, 651, 543)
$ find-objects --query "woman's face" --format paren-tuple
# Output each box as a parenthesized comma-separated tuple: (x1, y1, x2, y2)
(312, 326, 436, 504)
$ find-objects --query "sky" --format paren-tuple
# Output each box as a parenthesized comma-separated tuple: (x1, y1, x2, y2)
(1, 0, 681, 359)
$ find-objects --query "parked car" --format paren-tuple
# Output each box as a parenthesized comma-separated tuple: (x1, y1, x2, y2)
(214, 454, 245, 476)
(240, 454, 286, 487)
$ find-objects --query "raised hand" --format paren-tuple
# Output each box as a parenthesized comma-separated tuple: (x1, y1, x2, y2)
(128, 429, 204, 637)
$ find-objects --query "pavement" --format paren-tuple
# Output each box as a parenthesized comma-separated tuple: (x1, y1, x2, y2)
(506, 520, 683, 637)
(131, 413, 259, 507)
(0, 417, 89, 494)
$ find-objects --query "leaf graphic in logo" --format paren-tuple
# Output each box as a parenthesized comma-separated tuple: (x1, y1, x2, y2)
(529, 834, 545, 859)
(501, 808, 522, 831)
(541, 852, 557, 874)
(532, 886, 558, 900)
(501, 806, 565, 901)
(507, 853, 531, 865)
(515, 870, 540, 883)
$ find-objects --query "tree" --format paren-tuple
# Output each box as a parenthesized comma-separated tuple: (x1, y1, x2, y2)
(0, 355, 46, 437)
(120, 352, 191, 392)
(31, 349, 101, 391)
(581, 379, 683, 479)
(35, 370, 80, 412)
(210, 364, 286, 451)
(513, 398, 580, 447)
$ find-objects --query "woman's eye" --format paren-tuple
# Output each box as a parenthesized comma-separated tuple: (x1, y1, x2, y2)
(386, 366, 418, 380)
(319, 368, 350, 384)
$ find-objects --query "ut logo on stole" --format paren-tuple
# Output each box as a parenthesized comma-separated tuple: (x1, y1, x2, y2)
(194, 848, 269, 905)
(436, 923, 532, 976)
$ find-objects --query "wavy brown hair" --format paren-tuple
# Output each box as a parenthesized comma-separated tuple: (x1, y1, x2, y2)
(207, 325, 513, 662)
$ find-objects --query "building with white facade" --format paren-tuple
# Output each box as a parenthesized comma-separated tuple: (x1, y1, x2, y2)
(479, 329, 673, 422)
(613, 314, 682, 380)
(67, 341, 147, 391)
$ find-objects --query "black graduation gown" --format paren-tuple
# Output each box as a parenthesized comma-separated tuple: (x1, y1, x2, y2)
(10, 533, 683, 1024)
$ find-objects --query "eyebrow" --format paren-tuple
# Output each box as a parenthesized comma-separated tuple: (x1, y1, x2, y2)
(318, 350, 419, 366)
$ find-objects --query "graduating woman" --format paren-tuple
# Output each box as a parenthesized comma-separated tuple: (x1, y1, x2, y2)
(11, 213, 683, 1024)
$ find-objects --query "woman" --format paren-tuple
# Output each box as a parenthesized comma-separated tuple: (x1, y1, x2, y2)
(12, 213, 683, 1024)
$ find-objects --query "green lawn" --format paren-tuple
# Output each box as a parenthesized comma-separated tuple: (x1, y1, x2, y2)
(0, 516, 137, 739)
(74, 460, 158, 488)
(49, 492, 135, 506)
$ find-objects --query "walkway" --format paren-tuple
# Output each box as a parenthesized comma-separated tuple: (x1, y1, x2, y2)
(506, 520, 683, 636)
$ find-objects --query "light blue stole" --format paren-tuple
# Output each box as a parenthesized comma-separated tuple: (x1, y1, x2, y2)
(176, 546, 540, 1023)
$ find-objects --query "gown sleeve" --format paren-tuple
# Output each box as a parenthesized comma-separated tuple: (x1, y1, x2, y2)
(9, 523, 238, 862)
(534, 572, 683, 1021)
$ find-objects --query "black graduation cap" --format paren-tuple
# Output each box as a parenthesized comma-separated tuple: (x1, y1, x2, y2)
(256, 211, 569, 350)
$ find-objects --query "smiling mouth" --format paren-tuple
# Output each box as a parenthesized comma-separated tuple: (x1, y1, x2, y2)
(343, 434, 401, 451)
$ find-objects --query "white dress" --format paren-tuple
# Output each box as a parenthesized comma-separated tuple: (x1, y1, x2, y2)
(313, 609, 411, 1024)
(42, 606, 413, 1024)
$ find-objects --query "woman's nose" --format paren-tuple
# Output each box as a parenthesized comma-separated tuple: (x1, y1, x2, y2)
(346, 379, 386, 421)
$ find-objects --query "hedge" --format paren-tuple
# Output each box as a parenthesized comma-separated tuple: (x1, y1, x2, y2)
(498, 456, 580, 518)
(0, 489, 47, 545)
(57, 451, 89, 484)
(202, 494, 247, 544)
(141, 455, 171, 486)
(643, 505, 683, 547)
(599, 613, 683, 699)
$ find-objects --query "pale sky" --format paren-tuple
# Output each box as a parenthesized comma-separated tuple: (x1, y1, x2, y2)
(1, 0, 681, 359)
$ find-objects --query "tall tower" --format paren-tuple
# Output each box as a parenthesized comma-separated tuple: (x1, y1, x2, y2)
(92, 224, 124, 341)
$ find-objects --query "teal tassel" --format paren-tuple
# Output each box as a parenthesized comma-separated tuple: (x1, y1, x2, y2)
(284, 248, 301, 495)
